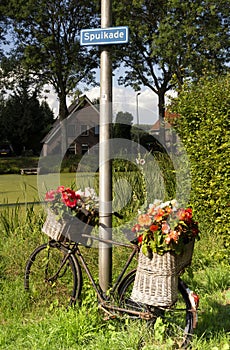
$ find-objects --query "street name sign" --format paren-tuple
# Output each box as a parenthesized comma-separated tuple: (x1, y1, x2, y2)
(80, 26, 129, 46)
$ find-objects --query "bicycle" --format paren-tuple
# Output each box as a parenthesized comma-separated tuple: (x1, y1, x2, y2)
(24, 227, 199, 349)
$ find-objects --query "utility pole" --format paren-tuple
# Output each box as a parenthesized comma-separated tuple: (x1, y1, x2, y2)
(99, 0, 113, 292)
(136, 92, 141, 153)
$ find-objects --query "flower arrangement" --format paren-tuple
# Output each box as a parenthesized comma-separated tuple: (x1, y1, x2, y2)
(132, 199, 199, 257)
(44, 186, 99, 224)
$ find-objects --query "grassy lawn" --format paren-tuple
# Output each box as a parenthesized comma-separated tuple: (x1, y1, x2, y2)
(0, 173, 97, 204)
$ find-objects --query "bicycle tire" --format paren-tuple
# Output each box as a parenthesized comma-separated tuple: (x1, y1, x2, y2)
(24, 241, 82, 308)
(118, 270, 194, 348)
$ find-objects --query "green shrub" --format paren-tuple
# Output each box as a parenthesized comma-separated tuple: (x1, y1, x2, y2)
(171, 74, 230, 257)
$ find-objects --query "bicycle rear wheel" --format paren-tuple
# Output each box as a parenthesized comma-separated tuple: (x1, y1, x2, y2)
(24, 241, 82, 308)
(118, 270, 194, 348)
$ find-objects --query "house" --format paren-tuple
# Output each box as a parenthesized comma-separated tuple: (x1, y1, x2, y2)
(42, 95, 99, 156)
(150, 111, 179, 152)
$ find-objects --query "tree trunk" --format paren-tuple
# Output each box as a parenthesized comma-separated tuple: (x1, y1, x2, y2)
(158, 90, 166, 145)
(58, 91, 69, 156)
(58, 92, 69, 121)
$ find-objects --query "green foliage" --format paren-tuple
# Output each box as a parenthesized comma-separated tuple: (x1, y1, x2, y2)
(2, 0, 99, 119)
(113, 111, 134, 140)
(0, 80, 54, 155)
(171, 74, 230, 253)
(113, 0, 230, 119)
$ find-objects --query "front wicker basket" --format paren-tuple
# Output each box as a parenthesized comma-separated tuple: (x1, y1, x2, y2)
(42, 209, 94, 244)
(131, 240, 194, 307)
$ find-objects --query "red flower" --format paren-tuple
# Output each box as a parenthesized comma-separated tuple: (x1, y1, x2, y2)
(178, 208, 193, 223)
(137, 235, 143, 244)
(61, 188, 77, 208)
(150, 224, 159, 232)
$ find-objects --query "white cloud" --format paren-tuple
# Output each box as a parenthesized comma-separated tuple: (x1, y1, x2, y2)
(42, 84, 159, 125)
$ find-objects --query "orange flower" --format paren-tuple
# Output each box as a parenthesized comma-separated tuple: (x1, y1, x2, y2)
(154, 208, 165, 222)
(164, 206, 172, 215)
(138, 214, 152, 226)
(165, 230, 180, 244)
(170, 230, 179, 242)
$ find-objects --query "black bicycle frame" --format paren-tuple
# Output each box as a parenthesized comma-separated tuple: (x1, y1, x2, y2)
(67, 234, 154, 319)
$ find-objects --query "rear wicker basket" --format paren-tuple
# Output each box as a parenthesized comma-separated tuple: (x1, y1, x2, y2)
(42, 209, 94, 244)
(131, 240, 194, 307)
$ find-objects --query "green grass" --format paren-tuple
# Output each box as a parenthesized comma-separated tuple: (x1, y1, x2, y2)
(0, 205, 229, 350)
(0, 159, 229, 349)
(0, 173, 97, 204)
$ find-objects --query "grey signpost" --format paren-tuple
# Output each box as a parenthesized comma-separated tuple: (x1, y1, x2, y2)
(98, 0, 112, 293)
(80, 1, 129, 292)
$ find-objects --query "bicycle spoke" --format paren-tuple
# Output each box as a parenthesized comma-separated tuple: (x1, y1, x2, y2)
(25, 243, 79, 308)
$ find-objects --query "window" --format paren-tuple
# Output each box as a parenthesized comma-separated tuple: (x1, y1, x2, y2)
(81, 143, 89, 155)
(94, 124, 99, 135)
(80, 125, 89, 136)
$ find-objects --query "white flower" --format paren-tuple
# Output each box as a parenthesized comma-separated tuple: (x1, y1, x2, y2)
(136, 157, 145, 165)
(75, 189, 84, 197)
(153, 199, 162, 206)
(170, 199, 178, 209)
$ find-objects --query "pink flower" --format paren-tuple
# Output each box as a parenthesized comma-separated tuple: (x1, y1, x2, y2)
(45, 190, 56, 202)
(161, 221, 170, 234)
(57, 186, 65, 193)
(132, 224, 141, 232)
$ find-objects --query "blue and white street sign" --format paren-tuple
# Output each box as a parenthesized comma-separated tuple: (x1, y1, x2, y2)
(80, 26, 129, 46)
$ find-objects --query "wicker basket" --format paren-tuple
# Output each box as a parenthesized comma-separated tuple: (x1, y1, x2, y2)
(131, 240, 194, 307)
(42, 209, 94, 244)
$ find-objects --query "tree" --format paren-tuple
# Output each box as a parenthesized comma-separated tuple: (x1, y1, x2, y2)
(113, 0, 230, 123)
(2, 0, 99, 120)
(0, 79, 54, 154)
(113, 111, 133, 140)
(0, 0, 9, 54)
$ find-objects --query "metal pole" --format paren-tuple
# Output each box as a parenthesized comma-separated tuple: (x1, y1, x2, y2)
(136, 92, 141, 152)
(99, 0, 113, 292)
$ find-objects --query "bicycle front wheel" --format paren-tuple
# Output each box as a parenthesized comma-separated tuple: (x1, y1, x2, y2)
(118, 270, 195, 349)
(24, 241, 82, 308)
